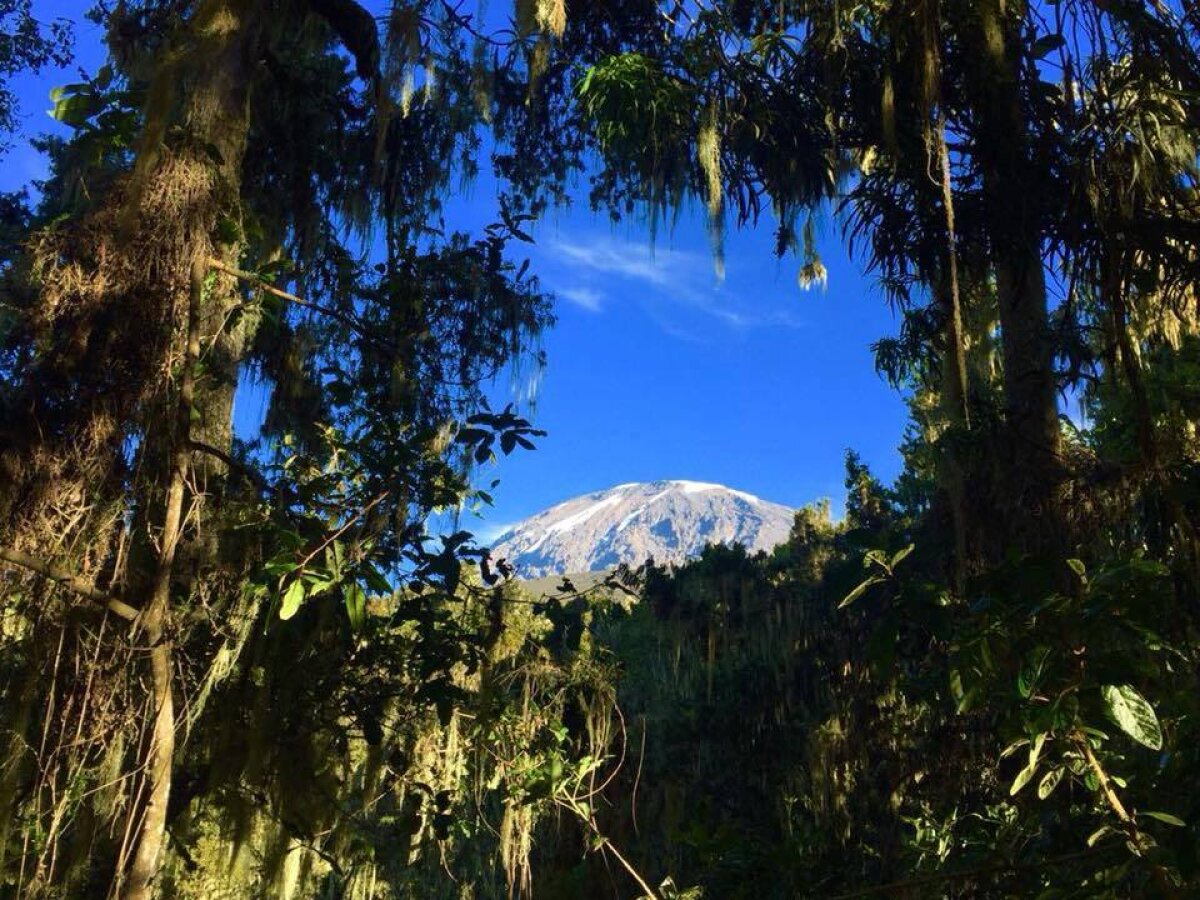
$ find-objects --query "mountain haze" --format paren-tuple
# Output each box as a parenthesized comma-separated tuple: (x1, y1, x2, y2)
(490, 480, 795, 577)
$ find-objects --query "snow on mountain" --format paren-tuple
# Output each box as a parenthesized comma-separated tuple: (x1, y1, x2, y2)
(489, 480, 796, 578)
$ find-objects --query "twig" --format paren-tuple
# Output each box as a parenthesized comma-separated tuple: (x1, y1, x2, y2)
(1074, 732, 1180, 899)
(598, 833, 658, 900)
(558, 798, 658, 900)
(288, 490, 391, 582)
(631, 714, 646, 838)
(186, 439, 270, 492)
(206, 257, 394, 350)
(0, 545, 139, 621)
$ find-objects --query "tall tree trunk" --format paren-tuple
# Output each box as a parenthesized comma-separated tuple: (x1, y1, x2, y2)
(935, 118, 970, 436)
(120, 2, 256, 894)
(121, 258, 202, 900)
(965, 0, 1066, 554)
(933, 116, 973, 590)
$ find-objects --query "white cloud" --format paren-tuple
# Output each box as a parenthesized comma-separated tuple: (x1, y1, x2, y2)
(550, 236, 702, 288)
(543, 233, 805, 336)
(557, 286, 604, 312)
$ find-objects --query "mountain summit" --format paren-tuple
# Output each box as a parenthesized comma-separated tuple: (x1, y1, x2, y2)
(489, 480, 795, 578)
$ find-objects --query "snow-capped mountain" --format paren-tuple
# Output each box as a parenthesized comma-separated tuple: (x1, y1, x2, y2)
(489, 480, 795, 578)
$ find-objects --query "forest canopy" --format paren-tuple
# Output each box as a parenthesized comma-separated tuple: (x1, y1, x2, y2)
(0, 1, 1199, 898)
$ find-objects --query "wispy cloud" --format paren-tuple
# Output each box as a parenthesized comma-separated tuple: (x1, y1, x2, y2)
(557, 286, 604, 312)
(543, 234, 804, 336)
(550, 237, 703, 289)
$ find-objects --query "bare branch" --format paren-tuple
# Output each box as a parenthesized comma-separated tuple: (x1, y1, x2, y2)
(0, 545, 139, 621)
(206, 257, 395, 351)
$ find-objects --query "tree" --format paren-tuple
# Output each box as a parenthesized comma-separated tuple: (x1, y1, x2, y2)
(0, 1, 556, 895)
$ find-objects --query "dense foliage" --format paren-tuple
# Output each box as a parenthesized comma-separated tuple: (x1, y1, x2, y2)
(0, 0, 1198, 897)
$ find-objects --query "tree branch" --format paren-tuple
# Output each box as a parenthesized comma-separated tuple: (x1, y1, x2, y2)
(1074, 732, 1180, 899)
(186, 439, 270, 493)
(0, 545, 139, 621)
(207, 257, 395, 351)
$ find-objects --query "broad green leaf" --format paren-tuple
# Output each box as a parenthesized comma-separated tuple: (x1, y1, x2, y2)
(1142, 811, 1185, 827)
(890, 544, 915, 568)
(1037, 767, 1064, 799)
(345, 583, 367, 632)
(1018, 645, 1051, 699)
(263, 558, 299, 576)
(839, 575, 884, 609)
(454, 427, 489, 444)
(362, 564, 391, 594)
(1066, 558, 1086, 578)
(949, 669, 981, 714)
(1029, 732, 1046, 768)
(301, 574, 333, 593)
(1010, 760, 1038, 796)
(956, 685, 982, 715)
(863, 549, 888, 570)
(1000, 738, 1030, 760)
(279, 580, 305, 620)
(49, 90, 102, 128)
(1031, 33, 1067, 59)
(949, 668, 964, 704)
(1102, 684, 1163, 750)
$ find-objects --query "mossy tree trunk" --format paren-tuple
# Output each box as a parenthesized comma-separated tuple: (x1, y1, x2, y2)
(119, 2, 257, 895)
(963, 0, 1066, 555)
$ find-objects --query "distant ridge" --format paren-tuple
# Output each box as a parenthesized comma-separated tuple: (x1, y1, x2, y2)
(490, 480, 795, 578)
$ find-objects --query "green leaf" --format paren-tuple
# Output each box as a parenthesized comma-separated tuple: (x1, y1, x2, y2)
(1087, 825, 1114, 846)
(1001, 738, 1030, 760)
(863, 549, 887, 570)
(1031, 33, 1066, 60)
(839, 574, 884, 609)
(956, 685, 982, 715)
(263, 558, 299, 577)
(949, 667, 964, 705)
(49, 89, 102, 129)
(1142, 811, 1186, 827)
(1010, 760, 1038, 796)
(344, 583, 367, 632)
(1029, 732, 1046, 768)
(455, 427, 489, 445)
(362, 564, 391, 594)
(279, 580, 305, 620)
(1066, 558, 1086, 578)
(1101, 684, 1163, 750)
(1018, 645, 1051, 699)
(1037, 767, 1064, 799)
(889, 543, 914, 568)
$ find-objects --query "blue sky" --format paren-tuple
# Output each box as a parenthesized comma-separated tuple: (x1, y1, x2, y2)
(5, 2, 911, 541)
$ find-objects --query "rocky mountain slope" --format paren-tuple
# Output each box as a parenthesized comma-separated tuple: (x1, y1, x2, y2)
(489, 480, 795, 577)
